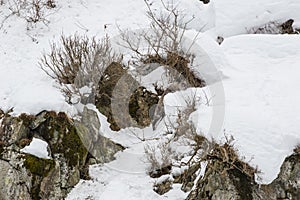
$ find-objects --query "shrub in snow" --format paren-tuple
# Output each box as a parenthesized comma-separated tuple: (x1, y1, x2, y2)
(117, 1, 205, 130)
(144, 142, 173, 178)
(7, 0, 56, 26)
(119, 0, 205, 88)
(40, 34, 122, 104)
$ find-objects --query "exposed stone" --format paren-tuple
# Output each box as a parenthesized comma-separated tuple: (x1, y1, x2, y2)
(0, 110, 123, 200)
(153, 178, 173, 195)
(149, 165, 172, 178)
(186, 144, 300, 200)
(249, 19, 297, 35)
(129, 86, 159, 127)
(75, 106, 124, 163)
(0, 159, 32, 200)
(199, 0, 210, 4)
(280, 19, 295, 34)
(261, 153, 300, 199)
(159, 52, 205, 88)
(173, 163, 201, 192)
(95, 62, 139, 131)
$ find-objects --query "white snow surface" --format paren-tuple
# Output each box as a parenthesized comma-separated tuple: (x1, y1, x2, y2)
(221, 34, 300, 183)
(1, 0, 300, 199)
(21, 137, 50, 159)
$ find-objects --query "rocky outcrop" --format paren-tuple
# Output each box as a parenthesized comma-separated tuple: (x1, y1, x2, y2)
(128, 86, 159, 127)
(95, 62, 139, 131)
(95, 62, 160, 131)
(186, 144, 300, 200)
(280, 19, 295, 34)
(250, 19, 298, 34)
(261, 153, 300, 199)
(76, 106, 124, 164)
(0, 109, 123, 200)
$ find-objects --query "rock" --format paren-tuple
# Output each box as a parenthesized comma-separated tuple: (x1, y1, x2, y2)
(0, 110, 123, 199)
(173, 163, 201, 192)
(261, 153, 300, 199)
(217, 36, 224, 45)
(280, 19, 294, 34)
(199, 0, 210, 4)
(166, 52, 205, 88)
(149, 165, 172, 178)
(186, 144, 300, 200)
(95, 62, 161, 130)
(153, 178, 173, 195)
(250, 19, 296, 35)
(75, 106, 124, 163)
(186, 143, 259, 200)
(95, 62, 139, 131)
(128, 86, 159, 127)
(0, 159, 32, 200)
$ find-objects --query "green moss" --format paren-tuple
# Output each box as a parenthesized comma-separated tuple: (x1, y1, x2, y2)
(23, 154, 55, 177)
(21, 111, 89, 199)
(37, 112, 88, 168)
(23, 154, 55, 199)
(61, 124, 88, 167)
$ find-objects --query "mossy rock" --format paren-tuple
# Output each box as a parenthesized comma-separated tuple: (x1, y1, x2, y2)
(23, 154, 56, 200)
(33, 112, 88, 168)
(23, 154, 55, 177)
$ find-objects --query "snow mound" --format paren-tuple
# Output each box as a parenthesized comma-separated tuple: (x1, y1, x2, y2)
(21, 137, 50, 159)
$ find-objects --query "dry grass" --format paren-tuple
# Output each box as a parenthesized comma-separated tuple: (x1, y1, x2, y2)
(40, 34, 122, 104)
(206, 139, 259, 179)
(144, 142, 172, 178)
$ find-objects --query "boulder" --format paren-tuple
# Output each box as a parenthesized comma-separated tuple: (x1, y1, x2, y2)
(186, 144, 300, 200)
(95, 62, 160, 130)
(75, 106, 124, 163)
(128, 86, 159, 127)
(261, 153, 300, 199)
(0, 110, 123, 200)
(95, 62, 139, 131)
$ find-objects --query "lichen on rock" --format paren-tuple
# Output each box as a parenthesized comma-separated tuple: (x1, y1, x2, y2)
(0, 109, 123, 200)
(186, 143, 300, 200)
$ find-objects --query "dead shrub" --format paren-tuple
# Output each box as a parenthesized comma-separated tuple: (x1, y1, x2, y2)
(206, 138, 259, 179)
(119, 0, 205, 89)
(40, 34, 122, 104)
(7, 0, 56, 26)
(144, 142, 172, 178)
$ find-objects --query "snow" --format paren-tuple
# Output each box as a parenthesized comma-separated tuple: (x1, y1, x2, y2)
(213, 0, 300, 37)
(1, 0, 300, 198)
(21, 137, 50, 159)
(221, 34, 300, 183)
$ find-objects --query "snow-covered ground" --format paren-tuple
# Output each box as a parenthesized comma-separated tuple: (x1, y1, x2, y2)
(1, 0, 300, 199)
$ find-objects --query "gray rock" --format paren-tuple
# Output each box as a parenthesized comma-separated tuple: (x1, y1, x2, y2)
(0, 110, 123, 199)
(186, 145, 300, 200)
(261, 153, 300, 199)
(75, 106, 124, 163)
